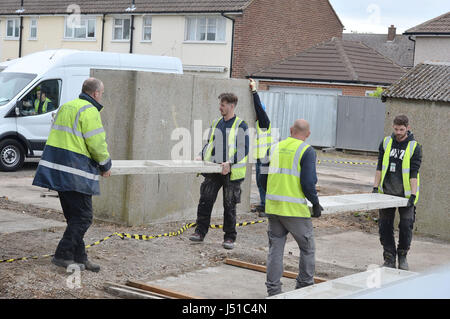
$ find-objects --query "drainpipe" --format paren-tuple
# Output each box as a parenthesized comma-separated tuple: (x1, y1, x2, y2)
(221, 12, 235, 78)
(407, 35, 416, 67)
(101, 14, 106, 51)
(126, 0, 136, 54)
(17, 0, 25, 58)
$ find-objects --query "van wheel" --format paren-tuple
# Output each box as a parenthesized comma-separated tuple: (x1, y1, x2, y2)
(0, 139, 26, 172)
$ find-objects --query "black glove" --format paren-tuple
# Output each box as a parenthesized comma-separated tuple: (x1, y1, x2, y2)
(407, 195, 416, 207)
(372, 187, 378, 193)
(312, 203, 323, 218)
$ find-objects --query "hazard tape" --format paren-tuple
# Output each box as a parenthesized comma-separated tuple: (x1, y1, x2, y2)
(0, 219, 266, 263)
(317, 159, 377, 166)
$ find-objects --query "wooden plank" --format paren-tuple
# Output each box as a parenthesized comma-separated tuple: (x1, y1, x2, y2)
(225, 258, 327, 284)
(104, 282, 170, 299)
(126, 280, 202, 299)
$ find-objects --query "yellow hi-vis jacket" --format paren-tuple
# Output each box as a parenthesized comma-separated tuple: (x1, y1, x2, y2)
(378, 136, 420, 205)
(254, 121, 273, 160)
(32, 97, 111, 195)
(34, 97, 51, 114)
(266, 137, 311, 217)
(203, 116, 248, 181)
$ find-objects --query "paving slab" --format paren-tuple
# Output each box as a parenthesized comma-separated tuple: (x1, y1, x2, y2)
(146, 264, 296, 299)
(110, 160, 222, 175)
(269, 267, 418, 299)
(0, 209, 65, 234)
(285, 231, 450, 272)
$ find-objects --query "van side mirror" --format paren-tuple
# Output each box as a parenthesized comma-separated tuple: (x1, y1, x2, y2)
(15, 100, 23, 116)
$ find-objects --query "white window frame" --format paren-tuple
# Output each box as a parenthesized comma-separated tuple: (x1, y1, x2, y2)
(6, 18, 20, 39)
(64, 16, 96, 40)
(184, 16, 226, 43)
(112, 17, 131, 41)
(29, 18, 38, 40)
(142, 15, 152, 42)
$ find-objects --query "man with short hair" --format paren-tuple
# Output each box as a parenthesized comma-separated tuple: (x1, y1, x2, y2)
(34, 87, 54, 114)
(190, 92, 249, 250)
(373, 114, 422, 270)
(261, 119, 322, 296)
(33, 77, 112, 272)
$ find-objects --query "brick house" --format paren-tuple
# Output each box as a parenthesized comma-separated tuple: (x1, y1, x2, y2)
(0, 0, 343, 78)
(250, 37, 406, 96)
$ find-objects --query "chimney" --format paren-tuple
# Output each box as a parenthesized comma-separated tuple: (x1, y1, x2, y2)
(388, 25, 396, 41)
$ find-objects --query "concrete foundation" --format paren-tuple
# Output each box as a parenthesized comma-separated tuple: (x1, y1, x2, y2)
(383, 99, 450, 240)
(91, 70, 256, 226)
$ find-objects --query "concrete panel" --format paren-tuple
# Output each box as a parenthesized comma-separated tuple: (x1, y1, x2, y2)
(92, 70, 256, 226)
(0, 209, 65, 234)
(384, 99, 450, 240)
(110, 160, 222, 175)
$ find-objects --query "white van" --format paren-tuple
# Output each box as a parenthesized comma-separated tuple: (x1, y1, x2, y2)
(0, 49, 183, 171)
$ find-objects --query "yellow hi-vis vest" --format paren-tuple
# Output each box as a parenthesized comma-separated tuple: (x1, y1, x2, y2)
(254, 121, 273, 160)
(34, 97, 51, 114)
(32, 98, 111, 195)
(204, 116, 248, 181)
(266, 137, 311, 217)
(378, 136, 420, 204)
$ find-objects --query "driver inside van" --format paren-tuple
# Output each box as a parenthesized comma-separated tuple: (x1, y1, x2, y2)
(33, 87, 54, 114)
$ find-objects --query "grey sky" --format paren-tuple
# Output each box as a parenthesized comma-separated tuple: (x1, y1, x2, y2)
(329, 0, 450, 33)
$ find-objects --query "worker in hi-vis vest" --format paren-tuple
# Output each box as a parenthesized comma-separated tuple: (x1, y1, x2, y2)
(249, 78, 273, 217)
(373, 114, 422, 271)
(34, 87, 54, 114)
(33, 78, 112, 273)
(261, 119, 323, 297)
(190, 92, 249, 250)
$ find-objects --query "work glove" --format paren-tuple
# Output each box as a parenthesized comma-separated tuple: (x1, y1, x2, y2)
(372, 187, 378, 193)
(407, 195, 416, 207)
(312, 203, 323, 218)
(249, 78, 257, 92)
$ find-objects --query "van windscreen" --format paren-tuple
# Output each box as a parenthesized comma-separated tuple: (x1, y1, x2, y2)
(0, 72, 37, 106)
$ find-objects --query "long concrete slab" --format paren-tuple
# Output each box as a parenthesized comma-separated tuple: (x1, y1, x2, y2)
(269, 267, 418, 299)
(311, 193, 408, 215)
(0, 209, 65, 234)
(110, 160, 222, 175)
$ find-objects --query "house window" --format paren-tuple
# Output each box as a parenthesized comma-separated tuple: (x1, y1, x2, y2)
(29, 18, 38, 39)
(185, 16, 226, 42)
(113, 18, 131, 40)
(142, 16, 152, 41)
(6, 18, 20, 38)
(64, 16, 96, 39)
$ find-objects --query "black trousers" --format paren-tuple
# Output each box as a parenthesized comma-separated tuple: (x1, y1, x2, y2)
(195, 174, 242, 241)
(54, 191, 93, 263)
(378, 206, 415, 255)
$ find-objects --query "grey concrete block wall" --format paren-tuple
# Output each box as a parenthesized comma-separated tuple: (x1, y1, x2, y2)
(91, 70, 256, 226)
(384, 98, 450, 241)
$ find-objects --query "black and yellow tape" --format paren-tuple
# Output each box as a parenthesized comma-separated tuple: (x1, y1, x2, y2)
(317, 159, 377, 166)
(0, 219, 266, 264)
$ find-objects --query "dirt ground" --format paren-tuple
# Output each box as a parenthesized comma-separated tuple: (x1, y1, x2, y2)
(0, 151, 383, 299)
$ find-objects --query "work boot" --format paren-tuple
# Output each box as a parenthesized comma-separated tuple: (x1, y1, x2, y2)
(222, 239, 235, 250)
(82, 259, 101, 272)
(397, 249, 409, 271)
(189, 232, 204, 242)
(382, 251, 396, 268)
(52, 257, 85, 271)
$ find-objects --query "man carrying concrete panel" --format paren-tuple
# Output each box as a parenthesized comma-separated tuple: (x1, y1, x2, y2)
(190, 93, 249, 250)
(249, 78, 272, 218)
(373, 114, 422, 270)
(260, 119, 323, 296)
(33, 78, 112, 272)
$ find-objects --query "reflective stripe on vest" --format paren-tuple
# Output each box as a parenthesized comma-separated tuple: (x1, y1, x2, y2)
(379, 136, 420, 204)
(204, 116, 248, 181)
(265, 137, 311, 217)
(254, 121, 273, 160)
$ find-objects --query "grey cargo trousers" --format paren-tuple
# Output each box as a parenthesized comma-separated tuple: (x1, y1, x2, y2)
(266, 214, 315, 296)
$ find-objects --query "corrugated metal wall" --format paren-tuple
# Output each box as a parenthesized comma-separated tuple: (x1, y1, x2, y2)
(258, 91, 385, 151)
(335, 96, 385, 152)
(259, 91, 337, 147)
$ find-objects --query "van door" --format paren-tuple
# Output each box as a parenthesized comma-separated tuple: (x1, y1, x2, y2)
(16, 79, 62, 155)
